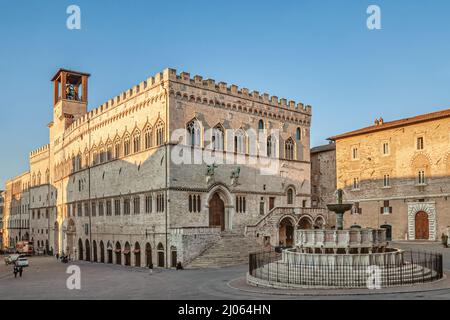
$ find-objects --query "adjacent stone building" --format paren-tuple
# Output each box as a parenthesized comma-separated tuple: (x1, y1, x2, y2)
(310, 143, 336, 209)
(2, 68, 323, 266)
(0, 190, 4, 249)
(329, 110, 450, 241)
(3, 172, 31, 249)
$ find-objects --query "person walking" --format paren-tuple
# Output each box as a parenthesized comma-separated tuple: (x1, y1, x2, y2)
(13, 266, 18, 278)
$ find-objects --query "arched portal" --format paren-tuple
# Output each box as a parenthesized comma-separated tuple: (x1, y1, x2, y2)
(415, 211, 429, 240)
(107, 241, 113, 264)
(145, 243, 152, 267)
(279, 217, 295, 247)
(209, 192, 225, 231)
(380, 224, 392, 241)
(157, 243, 165, 267)
(115, 242, 122, 265)
(54, 222, 59, 254)
(100, 241, 105, 263)
(298, 216, 313, 230)
(66, 220, 76, 257)
(124, 242, 131, 266)
(314, 216, 325, 229)
(93, 240, 98, 262)
(134, 242, 141, 267)
(171, 246, 178, 268)
(78, 238, 83, 261)
(206, 185, 233, 231)
(85, 239, 91, 262)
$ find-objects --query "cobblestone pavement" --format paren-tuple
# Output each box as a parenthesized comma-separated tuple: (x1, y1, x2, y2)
(1, 242, 450, 300)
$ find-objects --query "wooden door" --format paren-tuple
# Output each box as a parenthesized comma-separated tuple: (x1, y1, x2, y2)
(269, 197, 275, 211)
(415, 211, 429, 240)
(171, 250, 177, 268)
(158, 252, 165, 267)
(209, 193, 225, 231)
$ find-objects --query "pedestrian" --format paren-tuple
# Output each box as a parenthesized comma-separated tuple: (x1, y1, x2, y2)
(18, 266, 23, 277)
(13, 266, 18, 278)
(56, 252, 59, 261)
(148, 263, 153, 275)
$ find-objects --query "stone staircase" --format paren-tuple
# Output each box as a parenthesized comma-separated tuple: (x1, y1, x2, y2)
(187, 232, 266, 269)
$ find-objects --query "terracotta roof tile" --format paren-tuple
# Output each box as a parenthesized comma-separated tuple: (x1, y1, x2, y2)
(329, 108, 450, 141)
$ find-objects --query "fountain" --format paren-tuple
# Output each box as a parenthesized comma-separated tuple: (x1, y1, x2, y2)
(247, 189, 444, 289)
(326, 189, 353, 230)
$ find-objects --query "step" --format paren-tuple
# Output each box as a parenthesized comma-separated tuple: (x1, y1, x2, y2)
(187, 234, 266, 268)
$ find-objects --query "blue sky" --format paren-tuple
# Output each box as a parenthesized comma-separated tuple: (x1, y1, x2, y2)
(1, 0, 450, 187)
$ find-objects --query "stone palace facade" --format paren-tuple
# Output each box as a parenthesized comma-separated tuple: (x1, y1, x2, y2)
(2, 68, 324, 267)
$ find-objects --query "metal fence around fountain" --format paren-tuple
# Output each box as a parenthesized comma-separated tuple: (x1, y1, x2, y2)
(248, 250, 443, 288)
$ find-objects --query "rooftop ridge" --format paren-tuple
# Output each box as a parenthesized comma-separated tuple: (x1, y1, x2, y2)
(329, 107, 450, 141)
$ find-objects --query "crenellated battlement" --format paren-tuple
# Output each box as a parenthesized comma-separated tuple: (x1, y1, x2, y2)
(63, 68, 312, 136)
(166, 68, 312, 115)
(29, 144, 50, 158)
(64, 69, 167, 134)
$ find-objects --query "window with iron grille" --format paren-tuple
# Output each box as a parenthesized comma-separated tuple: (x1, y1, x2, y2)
(106, 200, 112, 216)
(124, 198, 130, 215)
(91, 202, 96, 217)
(236, 196, 246, 213)
(98, 201, 104, 216)
(145, 195, 152, 213)
(114, 199, 121, 216)
(133, 196, 140, 214)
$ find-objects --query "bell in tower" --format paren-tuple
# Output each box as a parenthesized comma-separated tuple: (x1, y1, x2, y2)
(51, 69, 90, 124)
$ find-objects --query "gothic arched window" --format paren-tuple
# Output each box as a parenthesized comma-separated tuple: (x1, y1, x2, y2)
(144, 125, 153, 149)
(287, 188, 294, 205)
(234, 129, 246, 154)
(133, 131, 141, 153)
(267, 136, 277, 158)
(285, 138, 295, 160)
(187, 120, 201, 147)
(296, 127, 302, 141)
(212, 124, 224, 151)
(258, 120, 264, 131)
(156, 121, 165, 146)
(123, 134, 131, 156)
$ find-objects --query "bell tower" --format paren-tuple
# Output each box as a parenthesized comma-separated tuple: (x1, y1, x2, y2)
(51, 69, 90, 126)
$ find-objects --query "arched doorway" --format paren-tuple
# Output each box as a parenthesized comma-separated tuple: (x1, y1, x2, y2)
(380, 225, 392, 241)
(100, 241, 105, 263)
(134, 242, 141, 267)
(78, 239, 83, 260)
(107, 241, 113, 264)
(115, 242, 122, 265)
(124, 242, 131, 266)
(67, 220, 76, 258)
(298, 217, 313, 230)
(145, 243, 152, 267)
(314, 216, 325, 229)
(85, 239, 91, 262)
(171, 246, 177, 268)
(54, 222, 59, 254)
(279, 217, 294, 247)
(93, 240, 98, 262)
(415, 211, 429, 240)
(157, 243, 165, 267)
(209, 192, 225, 231)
